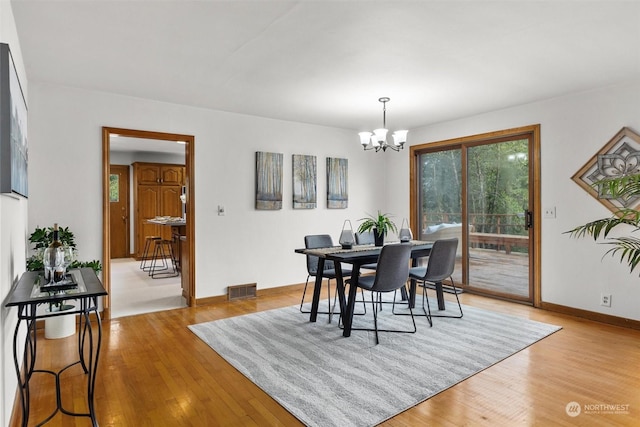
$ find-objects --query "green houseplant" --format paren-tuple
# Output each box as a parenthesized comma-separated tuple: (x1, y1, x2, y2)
(567, 174, 640, 273)
(357, 211, 397, 246)
(26, 225, 102, 338)
(26, 225, 102, 273)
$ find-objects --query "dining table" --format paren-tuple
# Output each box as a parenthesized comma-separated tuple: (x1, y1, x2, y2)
(295, 240, 435, 337)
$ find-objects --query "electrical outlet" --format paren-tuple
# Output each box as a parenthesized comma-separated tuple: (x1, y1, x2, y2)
(600, 293, 612, 307)
(217, 205, 225, 216)
(544, 206, 556, 218)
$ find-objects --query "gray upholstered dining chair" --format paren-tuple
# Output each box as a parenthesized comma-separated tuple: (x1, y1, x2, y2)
(355, 231, 375, 245)
(407, 237, 462, 326)
(346, 243, 415, 345)
(301, 234, 354, 322)
(355, 231, 377, 270)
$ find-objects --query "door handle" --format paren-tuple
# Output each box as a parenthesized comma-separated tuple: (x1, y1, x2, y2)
(525, 210, 533, 229)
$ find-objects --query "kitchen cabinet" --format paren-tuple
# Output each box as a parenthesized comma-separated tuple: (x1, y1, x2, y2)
(133, 162, 185, 258)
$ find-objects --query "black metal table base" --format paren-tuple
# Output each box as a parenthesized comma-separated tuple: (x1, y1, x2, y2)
(12, 296, 102, 427)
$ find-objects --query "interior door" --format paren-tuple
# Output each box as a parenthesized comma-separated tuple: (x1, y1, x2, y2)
(109, 165, 130, 258)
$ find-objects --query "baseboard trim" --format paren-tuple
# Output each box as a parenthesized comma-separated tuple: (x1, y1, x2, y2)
(196, 283, 306, 306)
(540, 301, 640, 330)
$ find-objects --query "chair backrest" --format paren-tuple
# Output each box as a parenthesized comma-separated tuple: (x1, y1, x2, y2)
(370, 244, 412, 293)
(304, 234, 335, 275)
(423, 238, 458, 282)
(355, 231, 375, 245)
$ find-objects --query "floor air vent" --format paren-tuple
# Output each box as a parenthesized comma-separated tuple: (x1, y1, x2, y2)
(227, 283, 257, 301)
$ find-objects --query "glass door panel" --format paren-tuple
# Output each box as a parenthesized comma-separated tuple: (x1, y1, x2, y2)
(417, 149, 463, 285)
(466, 139, 530, 299)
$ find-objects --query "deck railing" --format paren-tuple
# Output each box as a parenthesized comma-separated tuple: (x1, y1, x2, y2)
(422, 212, 527, 235)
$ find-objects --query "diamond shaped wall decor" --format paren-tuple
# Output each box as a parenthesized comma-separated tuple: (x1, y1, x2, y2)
(572, 127, 640, 213)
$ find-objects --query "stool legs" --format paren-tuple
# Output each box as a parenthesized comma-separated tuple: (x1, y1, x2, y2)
(140, 236, 162, 272)
(150, 240, 179, 278)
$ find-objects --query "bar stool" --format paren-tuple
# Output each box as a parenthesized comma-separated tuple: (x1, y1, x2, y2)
(140, 236, 163, 272)
(149, 239, 179, 278)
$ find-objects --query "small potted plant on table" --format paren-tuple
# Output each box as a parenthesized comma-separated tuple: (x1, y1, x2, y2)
(26, 225, 102, 339)
(357, 211, 397, 246)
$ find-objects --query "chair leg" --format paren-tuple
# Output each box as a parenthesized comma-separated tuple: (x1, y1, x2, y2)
(392, 281, 430, 327)
(300, 277, 334, 316)
(349, 286, 417, 344)
(421, 285, 433, 327)
(371, 292, 379, 345)
(299, 275, 311, 313)
(425, 277, 463, 319)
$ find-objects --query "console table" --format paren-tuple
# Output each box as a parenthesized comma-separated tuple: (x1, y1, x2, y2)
(5, 268, 107, 427)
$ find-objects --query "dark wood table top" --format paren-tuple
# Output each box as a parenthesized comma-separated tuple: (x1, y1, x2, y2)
(295, 240, 433, 262)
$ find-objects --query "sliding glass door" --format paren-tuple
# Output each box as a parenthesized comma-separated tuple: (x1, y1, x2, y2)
(466, 139, 531, 300)
(412, 127, 538, 303)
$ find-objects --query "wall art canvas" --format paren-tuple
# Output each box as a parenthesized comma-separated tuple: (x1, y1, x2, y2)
(327, 157, 348, 209)
(292, 154, 316, 209)
(572, 127, 640, 213)
(255, 151, 283, 210)
(0, 43, 28, 198)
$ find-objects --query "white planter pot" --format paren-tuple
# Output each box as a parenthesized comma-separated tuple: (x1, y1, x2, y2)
(45, 304, 76, 339)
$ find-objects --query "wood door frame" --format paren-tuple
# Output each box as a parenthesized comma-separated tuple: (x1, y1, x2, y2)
(409, 124, 541, 307)
(102, 127, 196, 321)
(109, 164, 130, 258)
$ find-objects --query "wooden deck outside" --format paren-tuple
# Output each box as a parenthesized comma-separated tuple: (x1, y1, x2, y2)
(450, 248, 530, 299)
(469, 232, 529, 254)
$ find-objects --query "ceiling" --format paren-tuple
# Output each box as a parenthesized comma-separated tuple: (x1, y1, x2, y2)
(11, 1, 640, 133)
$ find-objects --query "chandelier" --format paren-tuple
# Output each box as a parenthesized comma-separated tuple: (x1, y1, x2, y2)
(358, 97, 408, 152)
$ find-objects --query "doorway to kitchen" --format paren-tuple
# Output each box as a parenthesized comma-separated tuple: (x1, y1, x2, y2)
(102, 127, 196, 321)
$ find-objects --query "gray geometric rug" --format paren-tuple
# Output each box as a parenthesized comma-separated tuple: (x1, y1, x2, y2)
(189, 298, 561, 427)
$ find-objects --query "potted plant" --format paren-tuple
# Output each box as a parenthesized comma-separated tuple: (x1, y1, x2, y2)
(26, 225, 103, 339)
(566, 174, 640, 274)
(26, 225, 102, 273)
(357, 211, 397, 246)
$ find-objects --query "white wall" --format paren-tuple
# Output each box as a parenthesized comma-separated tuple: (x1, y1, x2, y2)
(27, 83, 388, 300)
(0, 2, 27, 425)
(27, 77, 640, 321)
(387, 78, 640, 321)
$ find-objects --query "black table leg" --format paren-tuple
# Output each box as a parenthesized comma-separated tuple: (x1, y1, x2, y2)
(309, 258, 325, 322)
(342, 264, 361, 337)
(435, 281, 446, 310)
(332, 263, 346, 325)
(406, 256, 420, 308)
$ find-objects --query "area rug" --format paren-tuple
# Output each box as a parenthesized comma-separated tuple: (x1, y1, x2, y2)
(189, 299, 561, 427)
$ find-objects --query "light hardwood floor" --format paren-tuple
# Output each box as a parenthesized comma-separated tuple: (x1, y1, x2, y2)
(110, 258, 185, 319)
(12, 288, 640, 426)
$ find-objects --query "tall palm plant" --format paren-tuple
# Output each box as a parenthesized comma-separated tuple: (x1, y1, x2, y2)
(567, 174, 640, 273)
